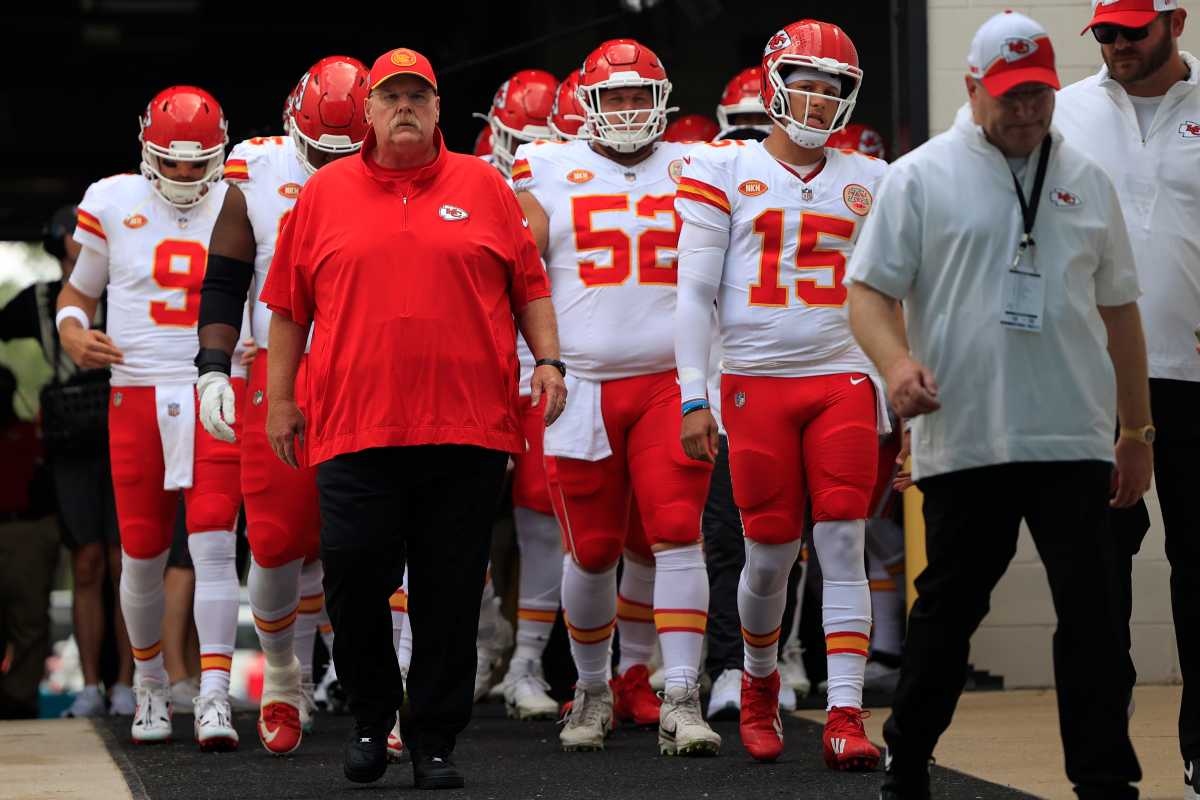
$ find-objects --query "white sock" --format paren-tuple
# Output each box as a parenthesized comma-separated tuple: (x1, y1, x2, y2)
(738, 539, 802, 678)
(189, 530, 240, 697)
(868, 552, 905, 658)
(781, 545, 809, 650)
(120, 550, 170, 686)
(513, 507, 563, 663)
(616, 555, 656, 675)
(248, 556, 302, 669)
(652, 544, 708, 691)
(295, 560, 325, 682)
(390, 584, 410, 664)
(812, 520, 871, 710)
(561, 558, 616, 689)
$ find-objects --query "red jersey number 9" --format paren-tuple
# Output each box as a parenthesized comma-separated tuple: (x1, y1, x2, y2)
(572, 194, 681, 287)
(150, 239, 207, 327)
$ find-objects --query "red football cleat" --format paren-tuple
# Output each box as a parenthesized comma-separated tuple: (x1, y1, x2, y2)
(257, 700, 302, 756)
(739, 670, 784, 762)
(823, 706, 880, 771)
(610, 664, 661, 727)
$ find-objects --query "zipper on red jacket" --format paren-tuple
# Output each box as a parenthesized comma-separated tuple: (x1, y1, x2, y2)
(402, 194, 408, 230)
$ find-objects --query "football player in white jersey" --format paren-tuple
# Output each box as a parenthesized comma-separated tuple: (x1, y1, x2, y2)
(673, 20, 887, 770)
(57, 85, 243, 750)
(195, 56, 369, 756)
(514, 38, 721, 757)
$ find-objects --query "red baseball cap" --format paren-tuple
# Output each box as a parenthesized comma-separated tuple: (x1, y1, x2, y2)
(967, 11, 1060, 96)
(1081, 0, 1179, 35)
(369, 48, 438, 92)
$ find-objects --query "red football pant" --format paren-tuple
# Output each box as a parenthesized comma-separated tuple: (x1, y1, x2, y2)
(109, 383, 243, 559)
(721, 372, 878, 544)
(512, 394, 553, 515)
(241, 350, 321, 568)
(552, 370, 712, 571)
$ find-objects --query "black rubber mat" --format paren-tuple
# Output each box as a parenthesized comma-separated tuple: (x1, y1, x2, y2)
(97, 702, 1037, 799)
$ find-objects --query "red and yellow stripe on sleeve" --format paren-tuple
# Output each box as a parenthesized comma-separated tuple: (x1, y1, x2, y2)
(389, 589, 408, 614)
(675, 176, 731, 214)
(224, 159, 250, 182)
(76, 209, 106, 241)
(510, 158, 532, 182)
(825, 631, 870, 657)
(654, 608, 707, 636)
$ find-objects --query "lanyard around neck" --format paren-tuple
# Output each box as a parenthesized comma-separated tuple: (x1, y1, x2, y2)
(1010, 135, 1052, 251)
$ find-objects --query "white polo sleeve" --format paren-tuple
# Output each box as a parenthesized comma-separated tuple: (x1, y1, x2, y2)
(844, 162, 924, 301)
(1093, 176, 1142, 307)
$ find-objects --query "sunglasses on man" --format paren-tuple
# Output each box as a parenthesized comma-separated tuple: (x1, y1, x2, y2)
(1091, 12, 1171, 45)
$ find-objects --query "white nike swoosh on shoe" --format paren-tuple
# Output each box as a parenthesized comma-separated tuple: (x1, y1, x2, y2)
(260, 723, 281, 744)
(850, 376, 868, 385)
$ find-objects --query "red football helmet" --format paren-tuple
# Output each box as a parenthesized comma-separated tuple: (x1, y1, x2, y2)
(760, 20, 862, 148)
(825, 123, 887, 160)
(289, 56, 370, 176)
(716, 66, 771, 138)
(549, 71, 586, 141)
(577, 38, 676, 153)
(663, 114, 719, 142)
(473, 125, 493, 158)
(282, 85, 296, 133)
(139, 85, 228, 209)
(474, 69, 557, 177)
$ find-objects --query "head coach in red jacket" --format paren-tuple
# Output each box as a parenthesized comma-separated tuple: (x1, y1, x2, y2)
(259, 47, 566, 789)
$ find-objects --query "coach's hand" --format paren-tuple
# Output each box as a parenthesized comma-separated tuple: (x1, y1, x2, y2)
(885, 356, 941, 419)
(681, 408, 719, 463)
(1110, 437, 1152, 508)
(531, 365, 567, 426)
(198, 371, 237, 443)
(268, 398, 306, 468)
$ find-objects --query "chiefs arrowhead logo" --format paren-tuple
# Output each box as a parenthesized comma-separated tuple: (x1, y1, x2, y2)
(566, 168, 594, 184)
(438, 204, 469, 221)
(1001, 36, 1038, 62)
(738, 179, 768, 197)
(493, 80, 510, 109)
(1049, 187, 1082, 208)
(390, 49, 418, 67)
(1179, 120, 1200, 139)
(843, 183, 873, 216)
(764, 29, 793, 55)
(278, 182, 302, 199)
(123, 214, 148, 229)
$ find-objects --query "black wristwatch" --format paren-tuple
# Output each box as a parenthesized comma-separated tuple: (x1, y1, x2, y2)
(535, 358, 567, 377)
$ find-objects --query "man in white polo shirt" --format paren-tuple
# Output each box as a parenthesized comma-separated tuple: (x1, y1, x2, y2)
(1055, 4, 1200, 793)
(845, 11, 1150, 800)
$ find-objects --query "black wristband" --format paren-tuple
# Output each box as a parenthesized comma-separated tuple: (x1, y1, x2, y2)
(534, 358, 566, 377)
(198, 253, 254, 330)
(194, 347, 232, 376)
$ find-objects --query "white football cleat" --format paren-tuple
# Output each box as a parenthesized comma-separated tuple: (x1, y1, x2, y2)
(130, 679, 173, 744)
(706, 669, 741, 721)
(503, 658, 559, 720)
(559, 684, 613, 752)
(300, 681, 316, 734)
(659, 684, 721, 757)
(194, 693, 239, 752)
(778, 642, 811, 697)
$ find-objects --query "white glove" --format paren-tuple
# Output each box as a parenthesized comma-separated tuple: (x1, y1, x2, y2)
(197, 371, 237, 443)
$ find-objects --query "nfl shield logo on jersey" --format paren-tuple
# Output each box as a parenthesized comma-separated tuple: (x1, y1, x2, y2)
(734, 391, 746, 408)
(168, 402, 181, 417)
(801, 187, 814, 202)
(253, 390, 264, 406)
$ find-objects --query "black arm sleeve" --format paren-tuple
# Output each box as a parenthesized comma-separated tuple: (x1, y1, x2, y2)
(198, 253, 255, 329)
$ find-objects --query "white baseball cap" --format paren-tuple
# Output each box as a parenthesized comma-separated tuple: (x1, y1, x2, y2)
(1082, 0, 1180, 35)
(967, 10, 1061, 96)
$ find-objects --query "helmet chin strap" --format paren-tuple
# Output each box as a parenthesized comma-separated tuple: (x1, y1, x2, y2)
(784, 121, 832, 149)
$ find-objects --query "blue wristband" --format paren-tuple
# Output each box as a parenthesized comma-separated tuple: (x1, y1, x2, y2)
(681, 398, 710, 417)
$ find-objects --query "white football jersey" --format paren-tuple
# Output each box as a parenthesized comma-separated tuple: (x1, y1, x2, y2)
(676, 140, 885, 377)
(513, 139, 697, 382)
(224, 135, 309, 349)
(74, 174, 228, 387)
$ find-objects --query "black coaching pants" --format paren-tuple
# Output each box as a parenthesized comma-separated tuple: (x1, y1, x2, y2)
(884, 461, 1141, 799)
(317, 444, 508, 757)
(1110, 378, 1200, 761)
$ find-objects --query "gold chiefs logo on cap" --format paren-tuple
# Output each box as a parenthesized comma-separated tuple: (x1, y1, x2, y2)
(390, 49, 418, 67)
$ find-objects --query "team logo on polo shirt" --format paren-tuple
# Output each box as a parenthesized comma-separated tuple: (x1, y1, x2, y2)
(123, 214, 147, 229)
(566, 168, 594, 184)
(278, 182, 302, 199)
(1050, 188, 1082, 208)
(1001, 37, 1038, 62)
(843, 184, 873, 216)
(438, 204, 469, 221)
(668, 159, 685, 184)
(1179, 120, 1200, 139)
(738, 179, 768, 197)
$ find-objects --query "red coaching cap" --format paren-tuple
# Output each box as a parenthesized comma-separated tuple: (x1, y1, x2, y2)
(369, 48, 438, 92)
(967, 10, 1060, 96)
(1081, 0, 1179, 34)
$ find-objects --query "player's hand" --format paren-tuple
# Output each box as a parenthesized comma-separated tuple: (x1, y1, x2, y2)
(893, 425, 914, 492)
(884, 356, 941, 419)
(197, 371, 237, 443)
(239, 337, 258, 368)
(268, 398, 306, 469)
(60, 326, 124, 369)
(1110, 437, 1152, 508)
(531, 365, 567, 426)
(681, 408, 719, 463)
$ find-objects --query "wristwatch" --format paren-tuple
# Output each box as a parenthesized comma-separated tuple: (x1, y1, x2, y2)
(535, 358, 567, 377)
(1119, 424, 1156, 445)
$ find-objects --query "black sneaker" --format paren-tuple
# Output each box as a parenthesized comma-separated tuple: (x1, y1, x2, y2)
(879, 748, 932, 800)
(1186, 758, 1199, 800)
(413, 752, 465, 790)
(344, 720, 390, 783)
